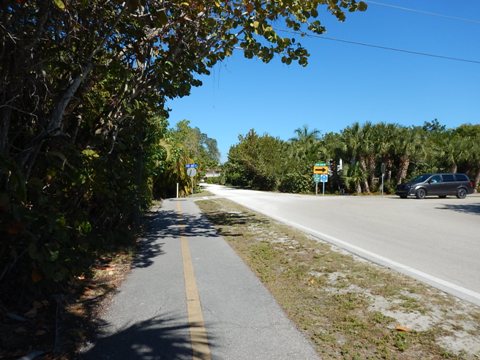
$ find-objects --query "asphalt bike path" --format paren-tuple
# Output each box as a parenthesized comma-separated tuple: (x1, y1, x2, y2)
(81, 198, 319, 359)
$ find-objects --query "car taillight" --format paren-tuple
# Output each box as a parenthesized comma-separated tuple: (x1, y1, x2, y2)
(470, 181, 475, 188)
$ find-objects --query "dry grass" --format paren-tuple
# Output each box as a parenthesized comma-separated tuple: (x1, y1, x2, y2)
(196, 198, 480, 360)
(189, 189, 215, 198)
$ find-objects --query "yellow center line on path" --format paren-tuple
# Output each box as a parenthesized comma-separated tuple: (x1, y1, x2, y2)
(176, 201, 211, 360)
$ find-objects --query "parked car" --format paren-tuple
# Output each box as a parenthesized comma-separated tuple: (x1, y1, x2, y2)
(395, 173, 474, 199)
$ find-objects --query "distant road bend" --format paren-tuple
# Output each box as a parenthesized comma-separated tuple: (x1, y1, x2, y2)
(204, 184, 480, 306)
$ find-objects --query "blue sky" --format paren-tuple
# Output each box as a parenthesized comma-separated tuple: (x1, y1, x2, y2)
(167, 0, 480, 162)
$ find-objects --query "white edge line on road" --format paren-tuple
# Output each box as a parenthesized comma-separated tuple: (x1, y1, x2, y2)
(279, 214, 480, 306)
(221, 196, 480, 307)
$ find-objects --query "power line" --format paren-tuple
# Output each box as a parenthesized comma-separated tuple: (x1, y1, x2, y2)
(277, 29, 480, 65)
(366, 1, 480, 25)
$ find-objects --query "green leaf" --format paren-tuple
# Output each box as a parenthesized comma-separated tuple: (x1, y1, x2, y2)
(77, 221, 92, 235)
(53, 0, 66, 10)
(49, 250, 59, 262)
(357, 1, 368, 11)
(82, 149, 100, 159)
(56, 216, 67, 227)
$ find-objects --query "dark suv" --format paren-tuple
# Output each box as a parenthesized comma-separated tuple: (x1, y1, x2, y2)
(396, 173, 474, 199)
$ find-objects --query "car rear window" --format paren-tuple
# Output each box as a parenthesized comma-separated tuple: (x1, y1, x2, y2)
(442, 174, 455, 182)
(455, 174, 468, 181)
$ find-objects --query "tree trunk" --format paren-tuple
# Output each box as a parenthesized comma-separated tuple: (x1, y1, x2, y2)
(474, 166, 480, 193)
(385, 158, 393, 183)
(20, 63, 93, 179)
(367, 154, 376, 191)
(396, 156, 410, 184)
(450, 163, 457, 173)
(359, 157, 370, 193)
(356, 181, 362, 194)
(47, 63, 93, 134)
(18, 4, 128, 176)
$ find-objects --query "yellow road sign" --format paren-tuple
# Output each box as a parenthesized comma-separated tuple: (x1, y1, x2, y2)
(313, 166, 329, 174)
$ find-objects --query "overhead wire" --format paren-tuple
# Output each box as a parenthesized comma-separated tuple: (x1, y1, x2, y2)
(277, 2, 480, 64)
(277, 29, 480, 65)
(365, 1, 480, 25)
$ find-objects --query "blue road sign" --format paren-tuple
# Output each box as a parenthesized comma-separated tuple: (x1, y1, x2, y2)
(186, 163, 198, 169)
(320, 174, 328, 183)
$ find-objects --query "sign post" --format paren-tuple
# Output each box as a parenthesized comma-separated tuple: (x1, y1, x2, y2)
(313, 173, 321, 195)
(186, 163, 198, 194)
(320, 174, 328, 196)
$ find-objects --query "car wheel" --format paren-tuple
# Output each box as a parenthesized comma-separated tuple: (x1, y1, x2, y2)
(438, 195, 447, 198)
(456, 188, 467, 199)
(415, 188, 426, 199)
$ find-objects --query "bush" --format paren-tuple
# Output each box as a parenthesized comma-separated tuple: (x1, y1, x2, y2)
(279, 173, 312, 193)
(252, 173, 278, 191)
(205, 176, 224, 185)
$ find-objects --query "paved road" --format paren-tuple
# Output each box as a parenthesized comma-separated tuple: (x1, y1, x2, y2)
(81, 198, 319, 359)
(204, 184, 480, 306)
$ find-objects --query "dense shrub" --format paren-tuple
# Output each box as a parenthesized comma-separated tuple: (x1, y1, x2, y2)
(252, 173, 278, 191)
(279, 173, 313, 193)
(205, 176, 224, 185)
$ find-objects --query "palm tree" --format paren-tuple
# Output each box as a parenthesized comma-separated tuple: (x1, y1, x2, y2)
(358, 122, 377, 193)
(342, 162, 366, 194)
(290, 124, 321, 143)
(373, 122, 399, 186)
(339, 122, 377, 193)
(394, 126, 425, 184)
(289, 125, 323, 172)
(338, 123, 359, 168)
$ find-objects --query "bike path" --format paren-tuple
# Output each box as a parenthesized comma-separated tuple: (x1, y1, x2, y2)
(81, 198, 319, 359)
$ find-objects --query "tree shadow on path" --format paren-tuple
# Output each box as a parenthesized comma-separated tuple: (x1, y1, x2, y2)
(436, 203, 480, 216)
(80, 314, 214, 360)
(134, 207, 219, 269)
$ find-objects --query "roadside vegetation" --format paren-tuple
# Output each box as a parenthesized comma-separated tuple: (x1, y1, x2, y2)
(197, 197, 480, 360)
(223, 121, 480, 194)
